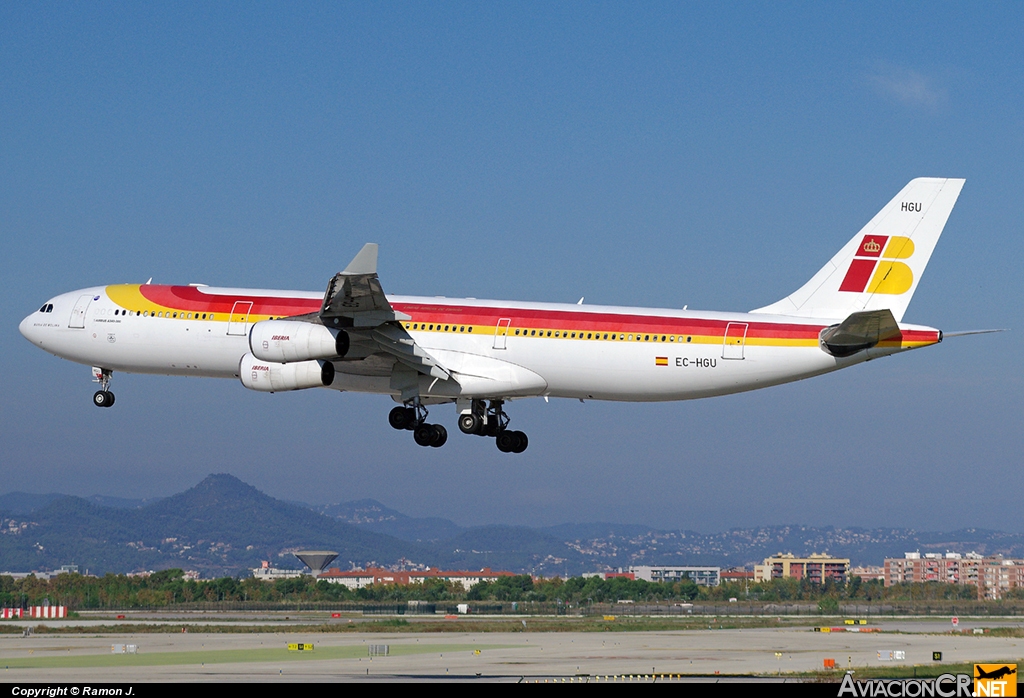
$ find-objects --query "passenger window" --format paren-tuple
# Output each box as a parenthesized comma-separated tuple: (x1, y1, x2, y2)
(686, 336, 692, 343)
(202, 313, 207, 319)
(460, 326, 465, 332)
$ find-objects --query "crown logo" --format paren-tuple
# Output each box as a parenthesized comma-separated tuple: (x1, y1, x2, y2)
(862, 240, 881, 253)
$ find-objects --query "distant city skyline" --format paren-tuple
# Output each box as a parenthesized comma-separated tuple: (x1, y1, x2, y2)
(3, 4, 1021, 532)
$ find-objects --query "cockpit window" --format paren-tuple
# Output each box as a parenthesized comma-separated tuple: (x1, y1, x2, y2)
(39, 303, 54, 313)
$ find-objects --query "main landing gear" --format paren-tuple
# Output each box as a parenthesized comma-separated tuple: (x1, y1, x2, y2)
(92, 367, 115, 408)
(388, 404, 447, 448)
(458, 399, 528, 453)
(387, 398, 528, 453)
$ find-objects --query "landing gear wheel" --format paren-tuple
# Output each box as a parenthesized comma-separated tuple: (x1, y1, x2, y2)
(496, 430, 516, 453)
(497, 430, 527, 453)
(106, 391, 115, 407)
(92, 390, 114, 408)
(402, 407, 418, 430)
(414, 424, 436, 447)
(430, 424, 448, 448)
(458, 413, 482, 435)
(389, 406, 412, 430)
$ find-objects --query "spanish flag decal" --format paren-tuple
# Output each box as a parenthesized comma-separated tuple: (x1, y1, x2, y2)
(655, 357, 668, 366)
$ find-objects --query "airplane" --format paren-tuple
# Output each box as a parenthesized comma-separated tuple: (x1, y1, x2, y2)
(20, 177, 971, 454)
(975, 665, 1017, 681)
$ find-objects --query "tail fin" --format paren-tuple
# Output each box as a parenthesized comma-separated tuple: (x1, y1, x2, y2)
(752, 178, 965, 322)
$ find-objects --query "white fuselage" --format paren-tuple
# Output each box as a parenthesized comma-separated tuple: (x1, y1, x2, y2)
(19, 284, 940, 404)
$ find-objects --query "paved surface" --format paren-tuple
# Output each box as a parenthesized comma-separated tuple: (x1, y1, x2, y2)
(2, 626, 1023, 682)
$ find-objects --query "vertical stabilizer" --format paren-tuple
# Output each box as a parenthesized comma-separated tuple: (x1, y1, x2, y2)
(752, 178, 964, 322)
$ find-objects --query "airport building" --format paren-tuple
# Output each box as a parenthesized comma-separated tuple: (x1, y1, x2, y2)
(753, 553, 850, 584)
(883, 552, 1024, 599)
(629, 566, 721, 586)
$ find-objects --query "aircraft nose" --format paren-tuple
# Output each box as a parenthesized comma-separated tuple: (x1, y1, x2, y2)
(19, 311, 38, 343)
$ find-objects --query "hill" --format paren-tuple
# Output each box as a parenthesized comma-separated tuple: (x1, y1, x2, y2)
(0, 475, 426, 576)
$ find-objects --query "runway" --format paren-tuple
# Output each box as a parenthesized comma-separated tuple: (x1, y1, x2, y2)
(2, 619, 1022, 682)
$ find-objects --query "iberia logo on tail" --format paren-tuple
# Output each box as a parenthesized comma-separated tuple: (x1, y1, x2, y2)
(839, 235, 915, 294)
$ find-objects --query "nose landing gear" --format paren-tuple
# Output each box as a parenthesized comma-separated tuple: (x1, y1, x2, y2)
(92, 367, 115, 408)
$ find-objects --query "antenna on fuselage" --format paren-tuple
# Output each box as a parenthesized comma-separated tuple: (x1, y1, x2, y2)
(577, 297, 584, 305)
(145, 278, 152, 284)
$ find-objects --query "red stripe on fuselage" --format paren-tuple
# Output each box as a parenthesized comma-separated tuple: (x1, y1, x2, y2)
(138, 285, 320, 316)
(132, 286, 944, 344)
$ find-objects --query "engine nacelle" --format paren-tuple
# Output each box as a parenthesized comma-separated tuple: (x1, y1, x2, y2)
(249, 320, 349, 363)
(239, 353, 335, 392)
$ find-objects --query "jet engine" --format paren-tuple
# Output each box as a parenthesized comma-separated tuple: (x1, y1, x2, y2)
(239, 353, 335, 392)
(249, 319, 349, 363)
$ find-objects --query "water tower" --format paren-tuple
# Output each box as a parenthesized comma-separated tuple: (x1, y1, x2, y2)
(293, 550, 338, 577)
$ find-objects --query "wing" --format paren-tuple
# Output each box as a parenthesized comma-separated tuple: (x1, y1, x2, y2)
(319, 243, 452, 382)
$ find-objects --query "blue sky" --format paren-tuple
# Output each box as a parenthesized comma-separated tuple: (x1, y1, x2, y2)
(2, 3, 1021, 532)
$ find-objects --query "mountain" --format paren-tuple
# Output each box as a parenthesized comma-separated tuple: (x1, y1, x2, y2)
(0, 475, 427, 577)
(317, 499, 464, 542)
(5, 476, 1024, 578)
(0, 492, 158, 514)
(432, 525, 585, 573)
(0, 492, 67, 515)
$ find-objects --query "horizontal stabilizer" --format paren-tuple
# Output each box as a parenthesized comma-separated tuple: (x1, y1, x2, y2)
(819, 309, 901, 358)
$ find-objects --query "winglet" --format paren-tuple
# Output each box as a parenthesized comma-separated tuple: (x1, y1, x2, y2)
(343, 243, 378, 275)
